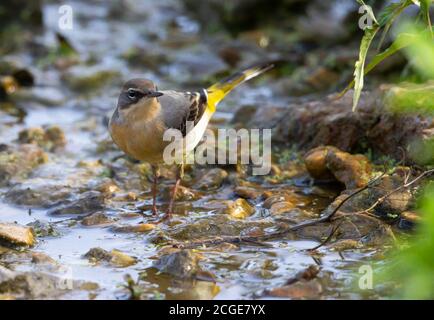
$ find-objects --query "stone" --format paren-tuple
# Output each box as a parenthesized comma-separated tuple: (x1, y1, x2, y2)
(399, 211, 421, 230)
(325, 148, 372, 189)
(304, 146, 372, 189)
(81, 212, 114, 226)
(63, 68, 121, 93)
(5, 179, 71, 207)
(0, 223, 35, 246)
(162, 185, 199, 201)
(0, 144, 47, 186)
(0, 265, 15, 283)
(111, 223, 156, 233)
(304, 146, 337, 181)
(152, 249, 202, 279)
(194, 168, 228, 190)
(267, 279, 323, 299)
(17, 125, 66, 151)
(164, 214, 274, 242)
(254, 90, 434, 163)
(26, 220, 59, 237)
(221, 198, 255, 219)
(269, 201, 297, 215)
(48, 191, 105, 215)
(31, 252, 58, 266)
(234, 186, 262, 199)
(0, 271, 74, 299)
(84, 247, 136, 268)
(323, 173, 414, 219)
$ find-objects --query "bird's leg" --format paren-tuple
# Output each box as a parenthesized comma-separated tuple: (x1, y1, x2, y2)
(164, 164, 184, 220)
(151, 165, 160, 216)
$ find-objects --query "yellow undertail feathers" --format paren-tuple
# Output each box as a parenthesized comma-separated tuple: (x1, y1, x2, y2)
(206, 62, 274, 113)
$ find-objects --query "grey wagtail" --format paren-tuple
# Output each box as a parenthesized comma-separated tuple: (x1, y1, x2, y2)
(109, 62, 273, 220)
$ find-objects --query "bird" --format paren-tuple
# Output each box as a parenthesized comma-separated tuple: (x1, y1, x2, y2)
(109, 62, 273, 221)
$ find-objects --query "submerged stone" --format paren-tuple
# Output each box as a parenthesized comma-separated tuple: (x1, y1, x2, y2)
(17, 125, 66, 151)
(194, 168, 228, 190)
(152, 249, 202, 279)
(0, 144, 47, 187)
(84, 247, 136, 267)
(222, 198, 255, 219)
(81, 212, 114, 226)
(48, 191, 105, 215)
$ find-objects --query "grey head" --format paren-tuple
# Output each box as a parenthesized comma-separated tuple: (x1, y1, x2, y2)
(117, 78, 163, 110)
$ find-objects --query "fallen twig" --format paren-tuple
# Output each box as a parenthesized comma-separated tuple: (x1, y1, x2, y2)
(306, 220, 344, 252)
(172, 173, 387, 249)
(353, 168, 434, 216)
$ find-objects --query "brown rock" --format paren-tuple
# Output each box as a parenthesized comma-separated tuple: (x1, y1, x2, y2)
(0, 223, 35, 246)
(194, 168, 228, 190)
(0, 144, 47, 186)
(112, 223, 156, 233)
(400, 211, 421, 223)
(269, 201, 297, 215)
(304, 146, 337, 180)
(152, 249, 202, 279)
(18, 125, 66, 151)
(325, 149, 372, 189)
(163, 185, 199, 201)
(222, 198, 255, 219)
(267, 280, 323, 299)
(31, 252, 58, 265)
(304, 146, 372, 189)
(84, 247, 136, 267)
(47, 191, 105, 215)
(81, 212, 114, 226)
(234, 186, 262, 199)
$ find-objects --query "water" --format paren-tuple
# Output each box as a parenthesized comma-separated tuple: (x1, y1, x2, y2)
(0, 0, 387, 300)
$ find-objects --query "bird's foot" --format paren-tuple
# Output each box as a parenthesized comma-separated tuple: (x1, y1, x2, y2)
(148, 211, 172, 224)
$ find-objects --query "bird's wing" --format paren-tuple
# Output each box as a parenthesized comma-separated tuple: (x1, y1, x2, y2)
(159, 89, 208, 136)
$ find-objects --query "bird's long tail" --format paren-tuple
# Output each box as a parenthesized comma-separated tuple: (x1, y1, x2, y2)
(206, 62, 274, 113)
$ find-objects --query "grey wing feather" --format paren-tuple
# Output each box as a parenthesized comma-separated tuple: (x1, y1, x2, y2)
(159, 90, 207, 136)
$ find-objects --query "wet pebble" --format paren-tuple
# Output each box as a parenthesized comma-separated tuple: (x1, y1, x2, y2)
(27, 220, 59, 238)
(5, 180, 72, 208)
(266, 279, 323, 299)
(0, 222, 35, 247)
(234, 186, 262, 199)
(111, 223, 156, 233)
(399, 211, 421, 230)
(152, 249, 202, 279)
(81, 212, 115, 227)
(47, 191, 105, 216)
(17, 125, 66, 152)
(0, 144, 48, 187)
(84, 247, 136, 268)
(194, 168, 228, 190)
(222, 198, 255, 219)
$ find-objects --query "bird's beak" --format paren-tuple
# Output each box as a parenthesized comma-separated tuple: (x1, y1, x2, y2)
(148, 91, 164, 97)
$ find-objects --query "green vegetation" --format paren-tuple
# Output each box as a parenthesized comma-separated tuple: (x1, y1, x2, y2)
(346, 0, 433, 110)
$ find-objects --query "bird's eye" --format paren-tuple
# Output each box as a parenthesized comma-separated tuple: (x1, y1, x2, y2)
(127, 89, 137, 100)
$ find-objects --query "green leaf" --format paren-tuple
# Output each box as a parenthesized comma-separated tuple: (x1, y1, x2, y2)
(357, 0, 379, 26)
(352, 27, 379, 111)
(419, 0, 433, 37)
(339, 31, 419, 100)
(376, 0, 414, 50)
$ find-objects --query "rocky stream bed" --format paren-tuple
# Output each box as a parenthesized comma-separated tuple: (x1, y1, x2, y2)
(0, 0, 431, 299)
